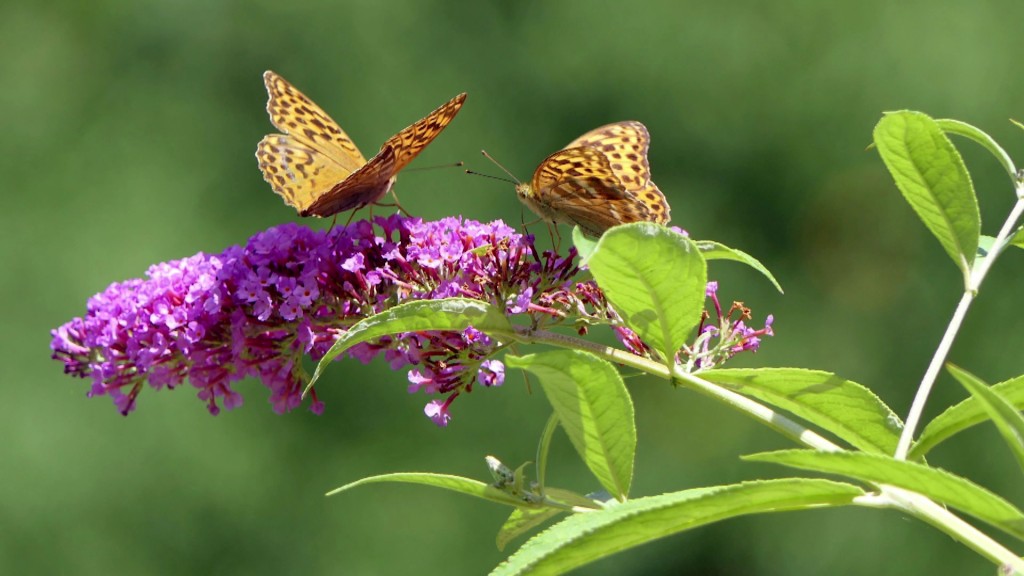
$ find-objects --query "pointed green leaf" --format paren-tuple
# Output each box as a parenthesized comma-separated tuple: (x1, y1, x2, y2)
(571, 226, 599, 264)
(507, 351, 635, 501)
(746, 449, 1024, 541)
(874, 111, 980, 274)
(701, 368, 903, 453)
(935, 118, 1017, 180)
(975, 235, 998, 272)
(491, 479, 863, 576)
(307, 298, 514, 392)
(498, 507, 565, 552)
(543, 487, 604, 510)
(585, 223, 706, 362)
(1010, 227, 1024, 250)
(947, 364, 1024, 475)
(495, 490, 599, 552)
(536, 413, 560, 490)
(695, 240, 784, 293)
(912, 373, 1024, 459)
(326, 473, 528, 508)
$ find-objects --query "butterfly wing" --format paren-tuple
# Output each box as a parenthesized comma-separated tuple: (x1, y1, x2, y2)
(565, 121, 670, 223)
(258, 71, 390, 216)
(257, 135, 352, 213)
(303, 145, 397, 217)
(381, 92, 467, 173)
(525, 147, 647, 236)
(262, 70, 366, 169)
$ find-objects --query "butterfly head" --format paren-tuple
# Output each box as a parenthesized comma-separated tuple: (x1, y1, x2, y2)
(514, 182, 534, 200)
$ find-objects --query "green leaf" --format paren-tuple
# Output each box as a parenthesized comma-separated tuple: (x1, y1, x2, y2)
(1010, 227, 1024, 250)
(873, 111, 980, 275)
(307, 298, 514, 392)
(585, 223, 706, 362)
(536, 413, 560, 490)
(507, 351, 636, 501)
(571, 226, 599, 264)
(969, 236, 1000, 290)
(326, 473, 527, 508)
(495, 487, 601, 552)
(701, 368, 903, 453)
(469, 243, 494, 255)
(695, 240, 784, 293)
(746, 449, 1024, 541)
(976, 234, 998, 266)
(498, 507, 565, 552)
(912, 373, 1024, 459)
(543, 487, 604, 510)
(935, 118, 1017, 181)
(491, 479, 863, 576)
(946, 364, 1024, 475)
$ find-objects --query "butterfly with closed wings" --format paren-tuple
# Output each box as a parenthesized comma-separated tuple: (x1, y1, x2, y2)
(256, 71, 466, 218)
(501, 121, 671, 238)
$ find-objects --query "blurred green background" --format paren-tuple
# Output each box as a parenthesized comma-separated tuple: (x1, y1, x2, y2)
(8, 0, 1024, 573)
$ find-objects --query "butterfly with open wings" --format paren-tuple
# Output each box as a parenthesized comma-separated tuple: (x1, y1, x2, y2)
(256, 71, 466, 218)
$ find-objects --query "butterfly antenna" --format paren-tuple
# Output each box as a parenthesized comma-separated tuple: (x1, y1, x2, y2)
(480, 150, 522, 184)
(403, 161, 465, 172)
(465, 169, 517, 184)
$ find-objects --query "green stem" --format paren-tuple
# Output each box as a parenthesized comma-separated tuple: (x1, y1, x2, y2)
(894, 194, 1024, 460)
(520, 328, 1024, 572)
(519, 328, 841, 452)
(862, 487, 1024, 572)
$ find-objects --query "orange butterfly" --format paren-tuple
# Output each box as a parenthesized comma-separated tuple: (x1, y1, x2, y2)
(513, 121, 671, 237)
(256, 71, 466, 217)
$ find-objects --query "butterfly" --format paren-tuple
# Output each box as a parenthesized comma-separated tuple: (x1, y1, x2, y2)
(513, 121, 670, 237)
(256, 71, 466, 218)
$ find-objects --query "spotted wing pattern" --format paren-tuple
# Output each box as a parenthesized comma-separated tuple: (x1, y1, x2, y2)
(256, 71, 465, 218)
(262, 71, 365, 172)
(520, 121, 671, 237)
(382, 92, 467, 173)
(564, 121, 670, 223)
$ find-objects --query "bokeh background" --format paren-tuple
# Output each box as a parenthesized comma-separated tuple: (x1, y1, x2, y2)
(8, 0, 1024, 573)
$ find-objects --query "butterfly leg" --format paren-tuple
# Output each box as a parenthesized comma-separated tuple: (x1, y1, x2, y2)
(520, 366, 533, 395)
(520, 214, 544, 230)
(344, 209, 361, 228)
(519, 209, 547, 237)
(374, 187, 412, 217)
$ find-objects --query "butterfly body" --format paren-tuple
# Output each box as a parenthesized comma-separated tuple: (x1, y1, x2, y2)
(517, 121, 670, 237)
(256, 71, 466, 218)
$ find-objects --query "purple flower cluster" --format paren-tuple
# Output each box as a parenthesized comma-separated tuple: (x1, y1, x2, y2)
(51, 216, 580, 422)
(51, 215, 773, 424)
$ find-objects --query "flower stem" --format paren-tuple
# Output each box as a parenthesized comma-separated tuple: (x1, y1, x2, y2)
(894, 193, 1024, 460)
(519, 328, 841, 451)
(523, 328, 1024, 572)
(861, 487, 1024, 572)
